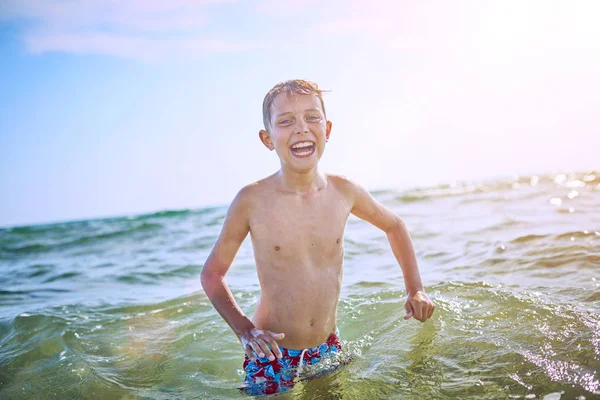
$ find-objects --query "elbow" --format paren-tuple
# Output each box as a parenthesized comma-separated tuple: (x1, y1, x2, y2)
(200, 268, 209, 290)
(200, 264, 223, 297)
(384, 215, 405, 235)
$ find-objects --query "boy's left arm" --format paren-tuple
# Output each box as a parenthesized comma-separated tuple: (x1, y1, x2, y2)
(346, 178, 435, 322)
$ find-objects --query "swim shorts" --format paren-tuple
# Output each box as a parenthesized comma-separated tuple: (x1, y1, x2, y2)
(241, 331, 342, 396)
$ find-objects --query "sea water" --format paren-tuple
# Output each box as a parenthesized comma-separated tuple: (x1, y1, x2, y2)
(1, 172, 599, 399)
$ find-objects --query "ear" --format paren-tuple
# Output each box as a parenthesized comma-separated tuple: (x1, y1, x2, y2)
(325, 120, 332, 142)
(259, 129, 274, 151)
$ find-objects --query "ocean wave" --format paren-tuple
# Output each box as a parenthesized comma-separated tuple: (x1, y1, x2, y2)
(26, 264, 55, 278)
(1, 243, 50, 254)
(134, 209, 193, 220)
(66, 222, 163, 245)
(1, 221, 81, 236)
(0, 222, 164, 255)
(584, 291, 600, 302)
(555, 230, 600, 240)
(116, 264, 201, 285)
(1, 170, 599, 398)
(0, 289, 31, 306)
(509, 234, 550, 243)
(383, 171, 600, 205)
(42, 271, 82, 283)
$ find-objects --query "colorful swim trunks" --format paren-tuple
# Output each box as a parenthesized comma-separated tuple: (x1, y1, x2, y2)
(241, 331, 342, 396)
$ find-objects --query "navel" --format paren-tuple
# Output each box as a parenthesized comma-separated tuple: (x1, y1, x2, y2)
(336, 238, 340, 244)
(275, 245, 280, 251)
(309, 319, 315, 327)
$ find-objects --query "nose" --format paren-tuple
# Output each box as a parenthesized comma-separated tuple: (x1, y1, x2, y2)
(294, 119, 308, 134)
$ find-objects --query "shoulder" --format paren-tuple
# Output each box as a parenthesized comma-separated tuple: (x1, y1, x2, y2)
(325, 172, 363, 198)
(325, 172, 386, 216)
(230, 174, 276, 209)
(326, 172, 353, 189)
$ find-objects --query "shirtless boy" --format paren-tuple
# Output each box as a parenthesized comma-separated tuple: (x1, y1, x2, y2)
(201, 79, 435, 394)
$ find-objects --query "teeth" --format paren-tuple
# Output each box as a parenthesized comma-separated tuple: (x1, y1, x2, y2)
(292, 141, 313, 149)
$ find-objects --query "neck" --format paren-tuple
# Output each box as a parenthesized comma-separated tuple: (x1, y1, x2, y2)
(276, 167, 326, 194)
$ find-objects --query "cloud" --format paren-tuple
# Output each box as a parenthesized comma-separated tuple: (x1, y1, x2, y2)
(316, 0, 600, 53)
(255, 0, 325, 17)
(2, 0, 262, 60)
(4, 0, 598, 61)
(23, 32, 263, 61)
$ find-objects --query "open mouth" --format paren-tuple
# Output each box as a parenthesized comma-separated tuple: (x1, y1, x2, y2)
(290, 141, 315, 158)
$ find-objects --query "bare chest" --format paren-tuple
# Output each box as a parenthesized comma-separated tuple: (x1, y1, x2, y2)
(249, 192, 351, 260)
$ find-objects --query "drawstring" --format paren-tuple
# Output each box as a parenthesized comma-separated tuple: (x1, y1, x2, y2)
(296, 348, 309, 377)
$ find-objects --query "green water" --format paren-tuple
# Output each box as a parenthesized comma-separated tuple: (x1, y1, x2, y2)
(1, 172, 599, 399)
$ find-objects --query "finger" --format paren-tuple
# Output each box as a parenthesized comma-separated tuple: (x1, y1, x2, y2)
(245, 344, 257, 362)
(268, 331, 285, 341)
(255, 338, 275, 361)
(267, 331, 285, 358)
(413, 304, 424, 322)
(404, 303, 414, 320)
(419, 307, 427, 322)
(250, 341, 265, 359)
(266, 335, 283, 359)
(422, 306, 431, 322)
(428, 304, 435, 319)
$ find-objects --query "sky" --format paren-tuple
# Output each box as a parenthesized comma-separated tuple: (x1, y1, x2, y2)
(0, 0, 599, 227)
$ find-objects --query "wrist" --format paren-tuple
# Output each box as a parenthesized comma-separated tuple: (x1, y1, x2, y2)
(234, 316, 255, 338)
(406, 287, 425, 296)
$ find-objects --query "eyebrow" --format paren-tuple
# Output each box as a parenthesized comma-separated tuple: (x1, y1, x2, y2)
(304, 108, 323, 114)
(274, 108, 323, 120)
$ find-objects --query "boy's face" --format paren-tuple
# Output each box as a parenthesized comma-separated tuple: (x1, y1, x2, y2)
(259, 92, 332, 172)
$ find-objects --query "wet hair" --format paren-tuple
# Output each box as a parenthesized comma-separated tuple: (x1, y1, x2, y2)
(262, 79, 328, 130)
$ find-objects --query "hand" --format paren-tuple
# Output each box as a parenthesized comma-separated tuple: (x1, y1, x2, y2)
(404, 290, 435, 322)
(240, 328, 285, 362)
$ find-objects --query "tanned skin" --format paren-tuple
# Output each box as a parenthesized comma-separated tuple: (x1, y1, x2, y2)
(201, 91, 435, 362)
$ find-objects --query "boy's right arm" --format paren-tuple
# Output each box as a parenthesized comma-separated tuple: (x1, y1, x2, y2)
(200, 187, 284, 361)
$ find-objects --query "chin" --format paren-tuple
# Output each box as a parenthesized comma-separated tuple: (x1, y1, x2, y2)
(286, 160, 318, 172)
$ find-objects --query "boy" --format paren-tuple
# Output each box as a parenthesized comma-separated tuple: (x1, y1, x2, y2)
(201, 80, 435, 394)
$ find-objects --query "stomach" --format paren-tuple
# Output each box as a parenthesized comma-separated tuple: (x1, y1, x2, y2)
(252, 265, 342, 350)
